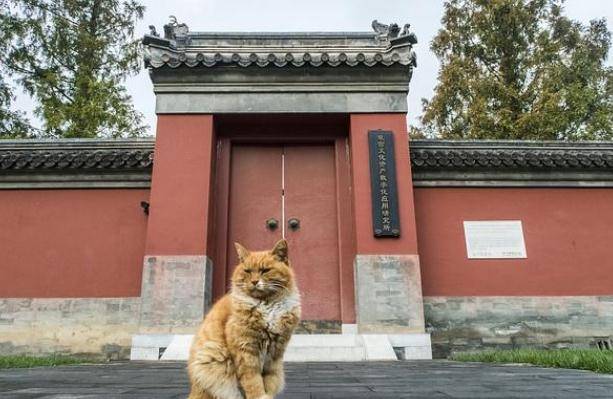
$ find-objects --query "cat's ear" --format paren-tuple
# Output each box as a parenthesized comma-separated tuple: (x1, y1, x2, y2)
(271, 239, 288, 263)
(234, 242, 250, 263)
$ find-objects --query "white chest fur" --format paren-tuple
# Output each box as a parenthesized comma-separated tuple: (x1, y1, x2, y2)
(233, 290, 300, 334)
(258, 291, 300, 333)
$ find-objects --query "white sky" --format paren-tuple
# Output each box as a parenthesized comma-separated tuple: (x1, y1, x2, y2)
(12, 0, 613, 135)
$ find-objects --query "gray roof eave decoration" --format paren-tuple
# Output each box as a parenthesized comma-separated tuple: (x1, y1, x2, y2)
(410, 140, 613, 187)
(142, 21, 417, 70)
(0, 139, 155, 189)
(1, 139, 612, 189)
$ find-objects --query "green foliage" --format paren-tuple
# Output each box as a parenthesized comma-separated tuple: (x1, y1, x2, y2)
(408, 124, 429, 139)
(421, 0, 613, 140)
(0, 0, 147, 138)
(0, 354, 93, 368)
(0, 78, 31, 138)
(452, 349, 613, 374)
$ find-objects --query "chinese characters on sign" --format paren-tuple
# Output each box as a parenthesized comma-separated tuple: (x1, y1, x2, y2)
(368, 131, 400, 237)
(463, 221, 527, 259)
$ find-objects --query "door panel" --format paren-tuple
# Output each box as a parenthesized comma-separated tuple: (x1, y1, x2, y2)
(284, 145, 341, 321)
(226, 145, 283, 282)
(225, 143, 341, 322)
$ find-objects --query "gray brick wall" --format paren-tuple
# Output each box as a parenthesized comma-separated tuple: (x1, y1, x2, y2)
(424, 296, 613, 358)
(0, 298, 140, 359)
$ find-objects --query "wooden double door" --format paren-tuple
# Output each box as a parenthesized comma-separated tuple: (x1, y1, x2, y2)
(222, 143, 342, 323)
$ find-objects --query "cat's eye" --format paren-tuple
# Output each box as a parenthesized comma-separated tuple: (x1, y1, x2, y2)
(260, 268, 271, 274)
(244, 269, 253, 273)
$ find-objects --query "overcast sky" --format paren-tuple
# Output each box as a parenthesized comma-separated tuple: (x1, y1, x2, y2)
(13, 0, 613, 135)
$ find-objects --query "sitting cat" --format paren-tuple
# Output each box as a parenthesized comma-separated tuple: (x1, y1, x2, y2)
(188, 239, 301, 399)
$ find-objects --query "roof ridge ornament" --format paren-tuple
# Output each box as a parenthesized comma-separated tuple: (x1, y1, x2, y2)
(163, 16, 189, 42)
(148, 25, 159, 37)
(372, 20, 417, 44)
(142, 20, 417, 69)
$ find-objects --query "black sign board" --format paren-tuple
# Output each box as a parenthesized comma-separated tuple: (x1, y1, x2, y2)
(368, 130, 400, 237)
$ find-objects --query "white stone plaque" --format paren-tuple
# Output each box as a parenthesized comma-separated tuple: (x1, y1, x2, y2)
(463, 221, 527, 259)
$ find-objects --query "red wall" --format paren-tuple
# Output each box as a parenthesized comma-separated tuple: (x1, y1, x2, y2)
(145, 114, 215, 255)
(415, 188, 613, 296)
(0, 189, 149, 297)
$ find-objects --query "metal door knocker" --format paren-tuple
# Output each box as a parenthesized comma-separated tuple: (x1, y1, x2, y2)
(287, 218, 300, 231)
(266, 218, 279, 230)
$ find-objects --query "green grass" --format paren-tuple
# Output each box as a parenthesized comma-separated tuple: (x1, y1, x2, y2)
(452, 349, 613, 374)
(0, 355, 93, 369)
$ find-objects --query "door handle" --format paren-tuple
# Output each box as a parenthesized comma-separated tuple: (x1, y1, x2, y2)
(288, 217, 300, 231)
(266, 218, 279, 230)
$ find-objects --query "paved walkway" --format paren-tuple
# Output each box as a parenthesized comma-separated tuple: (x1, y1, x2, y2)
(1, 361, 612, 398)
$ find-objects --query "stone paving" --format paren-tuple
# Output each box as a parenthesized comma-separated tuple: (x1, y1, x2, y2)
(1, 361, 613, 398)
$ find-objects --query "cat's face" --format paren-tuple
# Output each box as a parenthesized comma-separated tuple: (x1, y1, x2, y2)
(231, 239, 294, 299)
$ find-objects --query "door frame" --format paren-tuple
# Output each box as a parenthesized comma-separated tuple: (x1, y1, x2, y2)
(210, 114, 357, 325)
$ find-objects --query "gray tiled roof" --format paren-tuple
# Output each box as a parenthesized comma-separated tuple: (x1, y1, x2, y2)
(0, 139, 154, 171)
(410, 140, 613, 170)
(142, 27, 417, 69)
(1, 138, 612, 187)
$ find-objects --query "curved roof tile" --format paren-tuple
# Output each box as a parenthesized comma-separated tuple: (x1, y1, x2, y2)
(142, 24, 417, 70)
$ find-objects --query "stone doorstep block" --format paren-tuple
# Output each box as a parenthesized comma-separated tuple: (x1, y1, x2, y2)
(130, 346, 160, 361)
(361, 334, 397, 361)
(402, 346, 433, 360)
(283, 346, 366, 362)
(161, 335, 195, 361)
(131, 334, 175, 348)
(387, 333, 432, 347)
(131, 333, 432, 361)
(288, 334, 361, 347)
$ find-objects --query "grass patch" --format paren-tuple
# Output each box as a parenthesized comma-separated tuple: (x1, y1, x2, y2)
(452, 349, 613, 374)
(0, 355, 93, 369)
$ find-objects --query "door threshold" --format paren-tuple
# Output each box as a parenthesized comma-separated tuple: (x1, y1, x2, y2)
(130, 332, 432, 361)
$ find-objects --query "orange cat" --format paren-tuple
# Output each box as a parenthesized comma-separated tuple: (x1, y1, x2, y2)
(188, 239, 301, 399)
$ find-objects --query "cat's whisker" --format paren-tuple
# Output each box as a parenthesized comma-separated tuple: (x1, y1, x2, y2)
(265, 282, 287, 289)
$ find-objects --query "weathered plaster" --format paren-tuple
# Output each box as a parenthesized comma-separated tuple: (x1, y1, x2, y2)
(138, 255, 212, 334)
(0, 298, 139, 359)
(354, 254, 425, 334)
(155, 91, 409, 114)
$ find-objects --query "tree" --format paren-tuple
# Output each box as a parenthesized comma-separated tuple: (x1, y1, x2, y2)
(421, 0, 613, 140)
(408, 124, 428, 139)
(0, 76, 31, 138)
(0, 2, 32, 138)
(0, 0, 146, 138)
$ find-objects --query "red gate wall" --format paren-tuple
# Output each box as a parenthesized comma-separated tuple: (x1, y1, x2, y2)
(415, 187, 613, 296)
(0, 189, 149, 297)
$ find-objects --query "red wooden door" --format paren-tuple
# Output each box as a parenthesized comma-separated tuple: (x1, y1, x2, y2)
(226, 144, 341, 323)
(226, 145, 283, 279)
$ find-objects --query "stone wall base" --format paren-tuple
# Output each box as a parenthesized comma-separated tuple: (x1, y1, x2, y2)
(0, 298, 139, 359)
(0, 256, 214, 359)
(138, 255, 212, 334)
(354, 254, 425, 334)
(424, 296, 613, 358)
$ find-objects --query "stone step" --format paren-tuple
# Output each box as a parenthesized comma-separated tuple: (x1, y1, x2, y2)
(130, 333, 432, 362)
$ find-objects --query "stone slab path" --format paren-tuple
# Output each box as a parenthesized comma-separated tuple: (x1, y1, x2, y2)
(1, 361, 612, 398)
